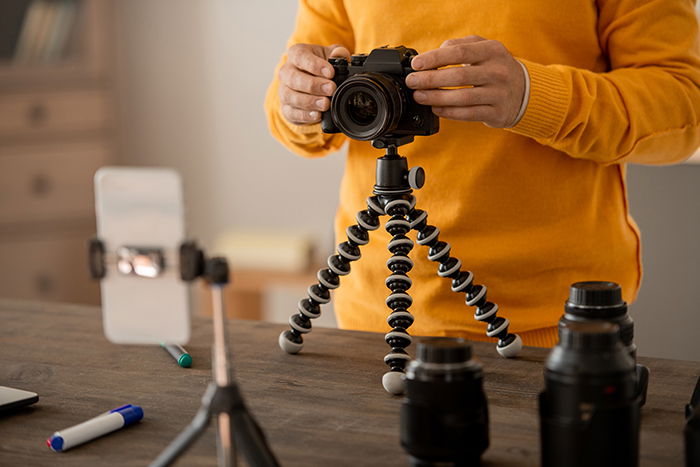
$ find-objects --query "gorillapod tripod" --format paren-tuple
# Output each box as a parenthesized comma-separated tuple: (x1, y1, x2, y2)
(278, 135, 523, 395)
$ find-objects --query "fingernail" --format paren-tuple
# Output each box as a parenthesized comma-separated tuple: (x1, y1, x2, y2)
(411, 58, 422, 70)
(414, 91, 425, 101)
(322, 67, 333, 78)
(309, 111, 320, 120)
(322, 83, 333, 95)
(405, 74, 417, 87)
(316, 98, 326, 110)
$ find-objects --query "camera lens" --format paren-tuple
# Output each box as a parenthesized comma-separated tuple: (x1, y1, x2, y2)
(540, 320, 640, 467)
(561, 281, 649, 406)
(331, 73, 404, 140)
(345, 91, 378, 126)
(400, 338, 489, 466)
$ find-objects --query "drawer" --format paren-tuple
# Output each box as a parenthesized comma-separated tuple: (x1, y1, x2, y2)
(0, 142, 111, 225)
(0, 90, 110, 140)
(0, 233, 99, 305)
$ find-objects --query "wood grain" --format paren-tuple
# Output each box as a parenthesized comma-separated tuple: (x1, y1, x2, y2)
(0, 300, 696, 466)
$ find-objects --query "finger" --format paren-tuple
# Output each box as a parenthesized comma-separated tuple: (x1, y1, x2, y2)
(281, 104, 321, 125)
(327, 44, 351, 59)
(405, 66, 490, 89)
(440, 35, 487, 48)
(280, 86, 330, 111)
(414, 88, 494, 107)
(431, 105, 495, 122)
(412, 42, 491, 70)
(288, 44, 334, 78)
(280, 66, 335, 96)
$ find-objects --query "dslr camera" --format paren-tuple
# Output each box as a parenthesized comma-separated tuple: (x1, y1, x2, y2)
(321, 46, 439, 141)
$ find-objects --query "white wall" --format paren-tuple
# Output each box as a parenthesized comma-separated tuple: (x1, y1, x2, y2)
(114, 1, 344, 253)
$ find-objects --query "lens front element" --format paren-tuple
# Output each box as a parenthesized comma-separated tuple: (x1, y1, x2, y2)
(331, 73, 403, 140)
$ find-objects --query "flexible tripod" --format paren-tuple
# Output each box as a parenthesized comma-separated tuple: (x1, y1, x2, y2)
(278, 135, 523, 395)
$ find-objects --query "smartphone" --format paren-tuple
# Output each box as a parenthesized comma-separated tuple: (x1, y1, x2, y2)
(94, 167, 190, 345)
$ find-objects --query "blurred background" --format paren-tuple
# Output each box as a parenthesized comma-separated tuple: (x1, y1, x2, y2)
(0, 0, 697, 360)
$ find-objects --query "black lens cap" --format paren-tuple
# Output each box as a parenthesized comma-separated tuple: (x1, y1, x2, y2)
(565, 281, 627, 318)
(568, 281, 623, 307)
(417, 337, 472, 364)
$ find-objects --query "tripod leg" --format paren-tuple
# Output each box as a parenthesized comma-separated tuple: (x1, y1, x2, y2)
(278, 196, 383, 354)
(381, 197, 415, 395)
(408, 199, 523, 358)
(216, 413, 236, 467)
(150, 383, 217, 467)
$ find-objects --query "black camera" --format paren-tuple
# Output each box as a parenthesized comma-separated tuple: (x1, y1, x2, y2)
(540, 320, 640, 467)
(321, 46, 439, 141)
(400, 338, 489, 466)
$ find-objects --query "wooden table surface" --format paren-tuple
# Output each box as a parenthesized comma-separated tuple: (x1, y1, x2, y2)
(0, 299, 697, 466)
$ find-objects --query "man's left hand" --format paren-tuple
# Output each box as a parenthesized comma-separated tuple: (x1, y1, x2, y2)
(406, 36, 526, 128)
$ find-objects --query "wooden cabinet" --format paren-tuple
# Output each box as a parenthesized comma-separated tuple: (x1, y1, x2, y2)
(0, 0, 115, 305)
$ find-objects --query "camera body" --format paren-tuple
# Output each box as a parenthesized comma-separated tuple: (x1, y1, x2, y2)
(321, 46, 439, 141)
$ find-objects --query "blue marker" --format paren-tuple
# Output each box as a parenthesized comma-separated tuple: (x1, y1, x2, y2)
(47, 404, 143, 452)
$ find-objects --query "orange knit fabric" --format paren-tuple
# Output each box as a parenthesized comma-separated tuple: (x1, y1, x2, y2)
(265, 0, 700, 348)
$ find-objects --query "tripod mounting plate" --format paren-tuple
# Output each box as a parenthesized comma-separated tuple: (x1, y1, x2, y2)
(372, 135, 415, 150)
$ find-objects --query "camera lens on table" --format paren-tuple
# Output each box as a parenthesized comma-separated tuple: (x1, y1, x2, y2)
(400, 337, 489, 466)
(540, 320, 640, 467)
(560, 281, 649, 406)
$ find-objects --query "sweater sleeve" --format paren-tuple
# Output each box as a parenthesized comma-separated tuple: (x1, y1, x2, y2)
(264, 0, 354, 158)
(507, 0, 700, 165)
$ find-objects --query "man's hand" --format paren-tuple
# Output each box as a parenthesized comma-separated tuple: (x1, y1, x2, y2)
(278, 43, 350, 125)
(406, 36, 526, 128)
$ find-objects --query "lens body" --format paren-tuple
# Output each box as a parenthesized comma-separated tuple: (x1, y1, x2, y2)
(401, 338, 489, 466)
(331, 73, 404, 141)
(540, 321, 640, 467)
(561, 281, 649, 406)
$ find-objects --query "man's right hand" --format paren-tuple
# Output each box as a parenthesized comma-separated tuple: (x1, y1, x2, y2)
(278, 43, 350, 125)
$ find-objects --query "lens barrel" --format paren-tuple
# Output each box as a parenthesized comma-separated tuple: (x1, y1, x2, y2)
(561, 281, 649, 406)
(400, 338, 489, 466)
(331, 73, 404, 141)
(540, 320, 640, 467)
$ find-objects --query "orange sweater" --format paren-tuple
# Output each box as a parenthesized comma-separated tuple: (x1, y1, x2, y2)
(265, 0, 700, 347)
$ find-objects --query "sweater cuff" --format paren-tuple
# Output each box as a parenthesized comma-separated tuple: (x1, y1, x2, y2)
(288, 121, 323, 135)
(508, 59, 571, 140)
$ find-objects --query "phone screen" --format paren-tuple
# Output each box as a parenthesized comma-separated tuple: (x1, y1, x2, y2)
(94, 167, 190, 345)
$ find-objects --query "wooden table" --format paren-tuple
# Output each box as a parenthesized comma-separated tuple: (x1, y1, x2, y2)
(0, 300, 697, 466)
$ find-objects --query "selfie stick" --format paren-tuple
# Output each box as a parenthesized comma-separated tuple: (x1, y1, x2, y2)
(89, 240, 280, 467)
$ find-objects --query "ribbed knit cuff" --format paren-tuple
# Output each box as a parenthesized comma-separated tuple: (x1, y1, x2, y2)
(508, 59, 571, 140)
(288, 121, 323, 135)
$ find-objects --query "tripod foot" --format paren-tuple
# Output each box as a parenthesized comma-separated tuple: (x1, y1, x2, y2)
(496, 334, 522, 358)
(279, 330, 304, 354)
(382, 370, 406, 395)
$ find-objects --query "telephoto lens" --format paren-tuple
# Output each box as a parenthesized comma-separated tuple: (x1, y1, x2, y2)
(400, 338, 489, 466)
(540, 320, 640, 467)
(560, 281, 649, 406)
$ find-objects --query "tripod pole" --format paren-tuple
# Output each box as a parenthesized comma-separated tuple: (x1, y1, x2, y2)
(211, 284, 236, 466)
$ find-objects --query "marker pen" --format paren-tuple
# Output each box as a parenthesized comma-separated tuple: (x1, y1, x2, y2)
(161, 343, 192, 368)
(47, 404, 143, 452)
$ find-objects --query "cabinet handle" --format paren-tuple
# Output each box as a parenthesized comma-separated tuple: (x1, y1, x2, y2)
(30, 174, 52, 197)
(27, 103, 48, 126)
(35, 273, 55, 295)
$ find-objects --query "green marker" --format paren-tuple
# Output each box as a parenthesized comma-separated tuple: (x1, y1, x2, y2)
(161, 343, 192, 368)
